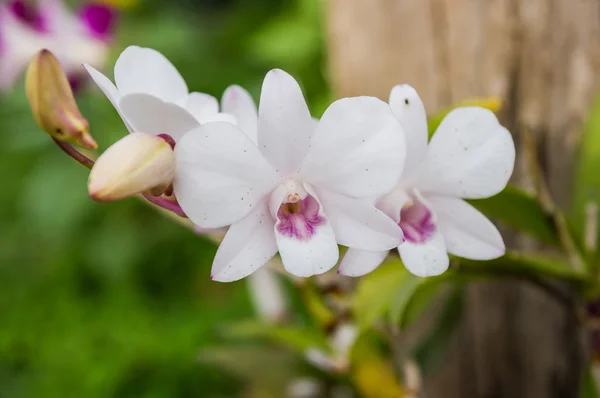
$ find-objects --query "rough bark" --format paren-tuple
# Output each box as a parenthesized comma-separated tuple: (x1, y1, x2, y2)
(327, 0, 600, 397)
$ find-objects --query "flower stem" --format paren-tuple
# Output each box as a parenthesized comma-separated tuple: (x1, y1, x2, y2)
(52, 138, 95, 169)
(141, 193, 187, 217)
(521, 130, 586, 271)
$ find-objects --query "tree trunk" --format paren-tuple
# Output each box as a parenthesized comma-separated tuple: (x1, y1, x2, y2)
(326, 0, 600, 397)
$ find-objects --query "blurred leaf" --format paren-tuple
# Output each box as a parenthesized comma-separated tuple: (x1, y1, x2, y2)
(457, 250, 587, 282)
(398, 274, 454, 330)
(198, 346, 299, 395)
(427, 97, 502, 136)
(101, 0, 140, 9)
(248, 0, 323, 68)
(351, 334, 405, 397)
(581, 367, 598, 398)
(302, 282, 336, 328)
(573, 92, 600, 259)
(469, 185, 559, 246)
(220, 320, 330, 354)
(388, 274, 422, 326)
(413, 286, 464, 375)
(353, 261, 409, 332)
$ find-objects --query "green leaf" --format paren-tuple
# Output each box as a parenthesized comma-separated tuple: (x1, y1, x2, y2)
(388, 274, 422, 326)
(413, 286, 464, 375)
(427, 97, 501, 136)
(219, 320, 330, 354)
(581, 367, 598, 398)
(469, 186, 559, 246)
(197, 346, 300, 394)
(573, 93, 600, 259)
(353, 261, 409, 331)
(398, 274, 456, 329)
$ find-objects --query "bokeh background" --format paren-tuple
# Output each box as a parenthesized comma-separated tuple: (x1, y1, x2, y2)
(0, 0, 330, 396)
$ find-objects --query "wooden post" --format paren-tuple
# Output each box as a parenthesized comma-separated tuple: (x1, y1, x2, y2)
(327, 0, 600, 396)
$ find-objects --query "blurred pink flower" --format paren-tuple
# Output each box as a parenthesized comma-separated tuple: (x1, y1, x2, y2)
(339, 85, 515, 278)
(0, 0, 117, 92)
(174, 69, 406, 281)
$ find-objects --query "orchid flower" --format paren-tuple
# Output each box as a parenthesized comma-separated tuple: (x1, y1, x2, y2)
(339, 85, 516, 278)
(174, 69, 406, 281)
(85, 45, 235, 142)
(0, 0, 116, 91)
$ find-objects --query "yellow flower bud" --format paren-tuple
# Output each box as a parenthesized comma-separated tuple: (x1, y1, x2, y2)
(25, 49, 97, 150)
(88, 133, 175, 202)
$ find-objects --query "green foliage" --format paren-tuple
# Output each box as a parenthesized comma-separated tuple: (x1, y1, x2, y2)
(353, 261, 410, 332)
(581, 367, 599, 398)
(218, 320, 330, 354)
(470, 186, 560, 246)
(413, 286, 464, 375)
(573, 93, 600, 263)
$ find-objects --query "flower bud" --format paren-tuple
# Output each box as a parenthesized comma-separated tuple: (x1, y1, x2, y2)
(88, 133, 175, 202)
(25, 49, 97, 149)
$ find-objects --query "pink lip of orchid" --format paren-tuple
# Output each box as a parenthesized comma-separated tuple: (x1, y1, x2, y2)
(339, 85, 516, 278)
(173, 69, 407, 281)
(85, 45, 237, 143)
(0, 0, 117, 92)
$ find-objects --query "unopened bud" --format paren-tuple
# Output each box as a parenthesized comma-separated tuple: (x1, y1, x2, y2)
(88, 133, 175, 202)
(25, 49, 97, 149)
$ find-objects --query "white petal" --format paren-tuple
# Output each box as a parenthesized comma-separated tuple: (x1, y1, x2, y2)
(205, 113, 237, 124)
(185, 92, 219, 122)
(389, 84, 428, 184)
(318, 190, 404, 251)
(257, 69, 314, 176)
(398, 231, 449, 277)
(211, 200, 277, 282)
(427, 196, 505, 259)
(83, 63, 133, 132)
(222, 85, 258, 144)
(174, 122, 279, 228)
(114, 46, 188, 103)
(275, 216, 339, 278)
(337, 248, 389, 277)
(118, 93, 200, 142)
(415, 107, 515, 199)
(301, 97, 406, 198)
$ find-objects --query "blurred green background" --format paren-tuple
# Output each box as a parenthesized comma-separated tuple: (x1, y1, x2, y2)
(0, 0, 330, 396)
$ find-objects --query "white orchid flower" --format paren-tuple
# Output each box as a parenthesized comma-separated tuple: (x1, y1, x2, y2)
(0, 0, 115, 91)
(84, 45, 235, 141)
(339, 85, 516, 278)
(174, 69, 406, 281)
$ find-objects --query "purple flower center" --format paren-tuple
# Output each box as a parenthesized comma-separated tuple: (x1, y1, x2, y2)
(399, 196, 436, 244)
(8, 0, 47, 32)
(276, 195, 325, 241)
(78, 4, 117, 41)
